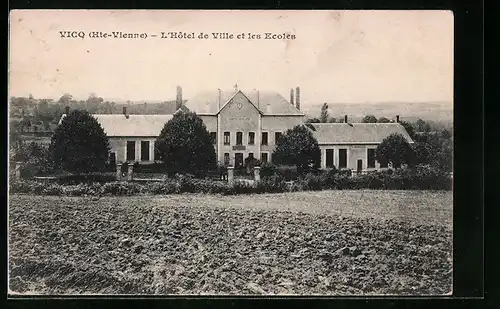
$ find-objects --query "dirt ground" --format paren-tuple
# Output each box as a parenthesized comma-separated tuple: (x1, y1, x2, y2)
(8, 190, 452, 295)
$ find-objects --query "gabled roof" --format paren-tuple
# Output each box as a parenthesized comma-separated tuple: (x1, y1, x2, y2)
(309, 123, 414, 144)
(59, 114, 173, 137)
(183, 89, 304, 116)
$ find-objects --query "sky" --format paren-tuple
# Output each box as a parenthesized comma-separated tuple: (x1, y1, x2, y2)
(9, 10, 454, 106)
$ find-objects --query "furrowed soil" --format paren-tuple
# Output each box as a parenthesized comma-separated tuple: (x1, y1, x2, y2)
(8, 190, 452, 295)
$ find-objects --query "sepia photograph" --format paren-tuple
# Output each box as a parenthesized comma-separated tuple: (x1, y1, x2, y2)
(8, 10, 453, 296)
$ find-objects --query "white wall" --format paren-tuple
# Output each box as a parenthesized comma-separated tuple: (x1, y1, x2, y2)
(319, 144, 380, 170)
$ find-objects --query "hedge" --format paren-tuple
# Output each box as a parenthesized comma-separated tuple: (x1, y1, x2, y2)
(9, 165, 451, 196)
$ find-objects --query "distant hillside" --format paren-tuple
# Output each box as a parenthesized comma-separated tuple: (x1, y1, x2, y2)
(301, 102, 453, 125)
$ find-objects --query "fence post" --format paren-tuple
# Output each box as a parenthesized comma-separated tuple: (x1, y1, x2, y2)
(116, 163, 122, 181)
(127, 164, 134, 181)
(227, 166, 234, 184)
(254, 166, 261, 182)
(15, 162, 22, 180)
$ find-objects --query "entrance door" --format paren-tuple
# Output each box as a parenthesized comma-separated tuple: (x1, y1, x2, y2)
(357, 159, 363, 173)
(235, 153, 244, 168)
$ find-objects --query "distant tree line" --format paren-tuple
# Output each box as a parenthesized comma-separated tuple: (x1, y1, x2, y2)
(9, 94, 180, 134)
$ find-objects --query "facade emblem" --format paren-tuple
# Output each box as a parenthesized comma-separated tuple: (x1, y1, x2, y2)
(236, 102, 243, 109)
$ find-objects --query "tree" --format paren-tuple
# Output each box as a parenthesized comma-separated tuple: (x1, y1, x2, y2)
(400, 121, 416, 139)
(328, 117, 337, 123)
(441, 128, 452, 139)
(411, 131, 452, 172)
(272, 125, 321, 174)
(49, 110, 110, 174)
(378, 117, 391, 123)
(155, 111, 216, 177)
(305, 117, 321, 123)
(375, 133, 413, 168)
(362, 115, 378, 123)
(86, 93, 104, 113)
(320, 103, 329, 123)
(58, 93, 73, 105)
(415, 118, 431, 132)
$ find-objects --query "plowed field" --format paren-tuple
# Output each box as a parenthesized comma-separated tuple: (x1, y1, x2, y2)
(8, 190, 452, 295)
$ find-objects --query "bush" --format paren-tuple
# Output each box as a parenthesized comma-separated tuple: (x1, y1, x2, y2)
(101, 182, 144, 196)
(322, 167, 339, 189)
(55, 174, 116, 185)
(42, 183, 64, 195)
(255, 175, 287, 193)
(147, 181, 181, 195)
(338, 168, 353, 177)
(260, 163, 278, 178)
(226, 181, 256, 195)
(297, 173, 324, 191)
(276, 165, 298, 181)
(9, 164, 451, 196)
(62, 183, 104, 196)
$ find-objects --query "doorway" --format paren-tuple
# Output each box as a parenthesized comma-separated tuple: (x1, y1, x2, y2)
(235, 153, 244, 168)
(357, 159, 363, 173)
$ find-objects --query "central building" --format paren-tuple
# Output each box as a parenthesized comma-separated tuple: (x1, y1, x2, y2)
(183, 87, 305, 167)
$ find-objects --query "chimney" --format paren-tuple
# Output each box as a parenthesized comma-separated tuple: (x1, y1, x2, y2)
(344, 115, 348, 123)
(65, 106, 69, 115)
(290, 88, 294, 105)
(396, 115, 400, 123)
(295, 86, 300, 110)
(266, 103, 271, 114)
(257, 90, 260, 109)
(123, 106, 129, 118)
(218, 88, 222, 109)
(176, 86, 183, 110)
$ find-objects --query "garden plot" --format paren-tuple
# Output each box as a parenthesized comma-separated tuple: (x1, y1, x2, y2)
(8, 191, 452, 295)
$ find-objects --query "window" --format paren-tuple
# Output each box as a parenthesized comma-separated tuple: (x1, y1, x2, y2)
(339, 148, 347, 168)
(141, 141, 150, 161)
(326, 149, 334, 168)
(236, 132, 243, 145)
(154, 141, 161, 161)
(109, 152, 116, 165)
(224, 132, 230, 145)
(367, 149, 376, 168)
(275, 132, 282, 144)
(224, 153, 230, 165)
(261, 132, 268, 145)
(126, 141, 136, 161)
(261, 152, 268, 163)
(248, 132, 255, 145)
(210, 132, 217, 144)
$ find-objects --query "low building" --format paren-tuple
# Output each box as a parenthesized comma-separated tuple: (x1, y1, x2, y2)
(58, 86, 413, 171)
(309, 122, 413, 170)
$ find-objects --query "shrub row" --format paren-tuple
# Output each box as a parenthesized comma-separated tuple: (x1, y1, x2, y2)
(9, 178, 287, 196)
(9, 165, 451, 196)
(291, 165, 451, 191)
